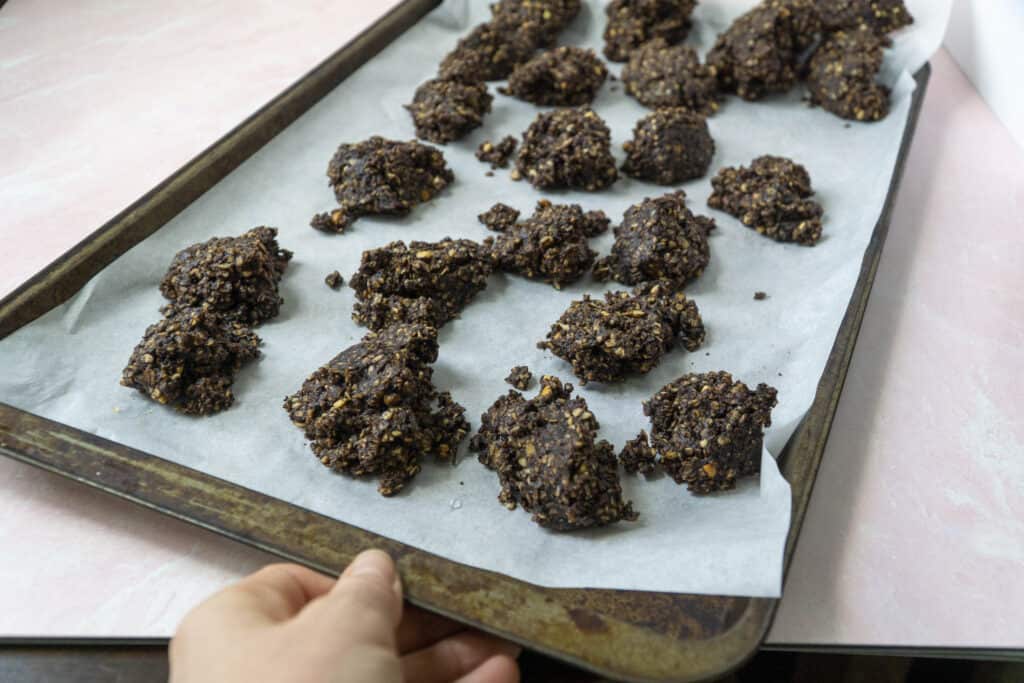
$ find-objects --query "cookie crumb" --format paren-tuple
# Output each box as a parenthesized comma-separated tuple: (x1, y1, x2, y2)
(325, 271, 344, 289)
(504, 365, 533, 390)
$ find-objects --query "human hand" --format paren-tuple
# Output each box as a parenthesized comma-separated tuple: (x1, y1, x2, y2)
(169, 550, 520, 683)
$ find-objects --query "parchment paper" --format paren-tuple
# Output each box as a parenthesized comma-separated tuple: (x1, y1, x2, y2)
(0, 0, 949, 597)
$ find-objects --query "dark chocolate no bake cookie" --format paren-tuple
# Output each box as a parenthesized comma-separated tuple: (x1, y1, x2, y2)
(707, 155, 823, 245)
(311, 137, 453, 233)
(706, 0, 821, 101)
(349, 238, 493, 330)
(815, 0, 913, 35)
(621, 108, 715, 184)
(538, 281, 705, 384)
(283, 322, 469, 496)
(121, 306, 261, 416)
(603, 0, 698, 62)
(515, 108, 618, 191)
(439, 21, 539, 82)
(621, 38, 720, 113)
(159, 227, 292, 326)
(644, 371, 777, 493)
(471, 375, 637, 530)
(480, 199, 609, 288)
(806, 28, 889, 122)
(593, 191, 715, 288)
(406, 77, 493, 144)
(503, 46, 608, 106)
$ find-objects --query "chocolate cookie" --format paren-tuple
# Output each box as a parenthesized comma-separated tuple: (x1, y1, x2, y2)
(480, 199, 609, 288)
(815, 0, 913, 35)
(503, 46, 608, 106)
(603, 0, 698, 62)
(284, 323, 469, 496)
(439, 21, 538, 82)
(349, 238, 493, 330)
(406, 77, 493, 143)
(644, 371, 777, 493)
(470, 375, 637, 530)
(621, 38, 720, 113)
(159, 227, 292, 326)
(621, 108, 715, 184)
(706, 0, 821, 101)
(707, 155, 823, 245)
(806, 29, 889, 122)
(515, 108, 618, 191)
(311, 137, 454, 233)
(538, 281, 704, 384)
(593, 191, 715, 288)
(121, 306, 260, 416)
(490, 0, 581, 46)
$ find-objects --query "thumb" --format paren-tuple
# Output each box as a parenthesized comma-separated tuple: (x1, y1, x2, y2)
(300, 549, 404, 651)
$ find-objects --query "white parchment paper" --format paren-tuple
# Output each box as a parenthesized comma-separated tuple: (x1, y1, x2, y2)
(0, 0, 949, 597)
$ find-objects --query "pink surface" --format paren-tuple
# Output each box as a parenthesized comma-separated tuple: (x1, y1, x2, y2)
(1, 3, 1022, 647)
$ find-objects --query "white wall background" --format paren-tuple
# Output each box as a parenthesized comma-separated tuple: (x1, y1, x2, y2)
(944, 0, 1024, 150)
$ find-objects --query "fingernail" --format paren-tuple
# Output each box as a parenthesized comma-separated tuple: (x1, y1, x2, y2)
(502, 642, 523, 659)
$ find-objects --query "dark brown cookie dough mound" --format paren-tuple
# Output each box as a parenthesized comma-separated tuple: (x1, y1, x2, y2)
(644, 371, 777, 493)
(621, 38, 720, 113)
(476, 136, 518, 169)
(621, 108, 715, 184)
(349, 239, 493, 330)
(439, 21, 538, 82)
(311, 137, 454, 233)
(470, 375, 637, 530)
(620, 430, 658, 475)
(121, 306, 260, 416)
(807, 29, 889, 122)
(515, 108, 618, 191)
(538, 281, 704, 384)
(284, 323, 468, 496)
(480, 199, 610, 288)
(504, 365, 533, 390)
(707, 155, 823, 245)
(503, 46, 608, 106)
(603, 0, 698, 62)
(490, 0, 581, 46)
(706, 0, 821, 101)
(815, 0, 913, 35)
(159, 227, 292, 326)
(405, 78, 493, 144)
(593, 191, 715, 288)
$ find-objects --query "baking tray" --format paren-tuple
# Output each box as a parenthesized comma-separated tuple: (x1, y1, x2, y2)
(0, 0, 930, 679)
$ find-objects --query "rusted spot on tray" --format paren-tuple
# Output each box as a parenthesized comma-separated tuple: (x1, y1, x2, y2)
(567, 607, 609, 634)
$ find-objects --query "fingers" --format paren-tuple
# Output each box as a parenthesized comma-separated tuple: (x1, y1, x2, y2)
(297, 549, 403, 651)
(397, 605, 465, 653)
(401, 631, 522, 683)
(189, 563, 334, 626)
(240, 563, 336, 619)
(453, 654, 520, 683)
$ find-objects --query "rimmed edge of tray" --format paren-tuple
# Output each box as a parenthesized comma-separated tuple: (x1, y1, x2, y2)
(0, 0, 932, 676)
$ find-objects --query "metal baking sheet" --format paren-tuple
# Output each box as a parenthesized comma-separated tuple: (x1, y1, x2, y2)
(0, 0, 932, 678)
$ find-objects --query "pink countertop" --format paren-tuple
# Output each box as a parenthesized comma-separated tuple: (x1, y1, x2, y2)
(2, 1, 1022, 647)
